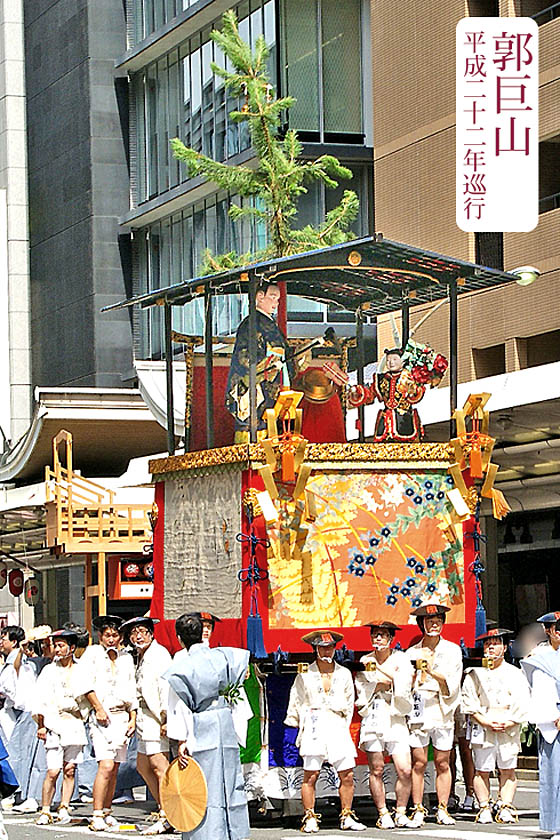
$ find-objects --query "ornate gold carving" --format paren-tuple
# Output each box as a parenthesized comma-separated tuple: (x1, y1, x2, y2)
(150, 441, 453, 475)
(242, 488, 262, 518)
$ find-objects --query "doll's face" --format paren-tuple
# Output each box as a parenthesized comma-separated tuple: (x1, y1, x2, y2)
(256, 286, 280, 316)
(386, 352, 403, 372)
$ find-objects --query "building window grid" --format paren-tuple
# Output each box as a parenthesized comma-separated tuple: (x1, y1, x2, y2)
(133, 0, 276, 204)
(132, 0, 200, 45)
(137, 190, 267, 357)
(132, 0, 364, 205)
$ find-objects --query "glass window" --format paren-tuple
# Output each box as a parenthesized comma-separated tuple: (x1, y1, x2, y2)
(146, 63, 159, 197)
(280, 0, 319, 133)
(157, 57, 170, 194)
(190, 38, 202, 153)
(168, 54, 180, 188)
(321, 0, 362, 136)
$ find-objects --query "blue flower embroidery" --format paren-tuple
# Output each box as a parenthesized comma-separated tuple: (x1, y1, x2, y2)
(354, 567, 365, 578)
(365, 555, 377, 566)
(411, 597, 422, 607)
(424, 480, 433, 489)
(400, 587, 411, 597)
(390, 584, 400, 594)
(426, 557, 436, 568)
(415, 563, 424, 574)
(406, 556, 417, 568)
(413, 495, 423, 505)
(386, 595, 398, 607)
(427, 583, 437, 593)
(381, 527, 392, 537)
(354, 553, 365, 565)
(369, 537, 380, 547)
(437, 491, 445, 500)
(406, 577, 416, 588)
(405, 487, 415, 497)
(425, 493, 434, 501)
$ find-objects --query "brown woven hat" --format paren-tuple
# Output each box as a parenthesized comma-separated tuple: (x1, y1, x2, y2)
(476, 627, 512, 643)
(410, 602, 451, 617)
(365, 620, 400, 632)
(301, 630, 343, 647)
(160, 757, 207, 832)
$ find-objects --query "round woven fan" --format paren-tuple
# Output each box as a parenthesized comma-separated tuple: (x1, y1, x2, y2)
(160, 757, 208, 832)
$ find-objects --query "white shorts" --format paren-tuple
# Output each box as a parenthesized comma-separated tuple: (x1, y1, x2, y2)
(46, 744, 83, 771)
(361, 735, 410, 758)
(90, 725, 128, 763)
(409, 725, 454, 751)
(303, 754, 355, 772)
(472, 743, 518, 772)
(137, 737, 169, 756)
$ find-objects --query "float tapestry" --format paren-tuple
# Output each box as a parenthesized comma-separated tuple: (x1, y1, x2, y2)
(267, 469, 463, 629)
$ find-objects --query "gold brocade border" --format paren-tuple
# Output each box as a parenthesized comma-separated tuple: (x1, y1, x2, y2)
(149, 441, 453, 475)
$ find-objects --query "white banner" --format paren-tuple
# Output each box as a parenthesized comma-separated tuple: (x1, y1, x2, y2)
(456, 17, 539, 233)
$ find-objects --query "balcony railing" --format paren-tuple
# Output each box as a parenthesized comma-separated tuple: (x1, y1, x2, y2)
(532, 1, 560, 24)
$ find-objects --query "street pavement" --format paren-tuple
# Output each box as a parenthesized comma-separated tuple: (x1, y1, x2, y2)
(1, 781, 545, 839)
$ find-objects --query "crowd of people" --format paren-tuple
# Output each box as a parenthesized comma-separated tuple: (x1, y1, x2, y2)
(0, 602, 558, 839)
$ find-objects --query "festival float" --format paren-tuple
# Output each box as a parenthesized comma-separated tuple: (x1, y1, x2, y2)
(105, 234, 517, 801)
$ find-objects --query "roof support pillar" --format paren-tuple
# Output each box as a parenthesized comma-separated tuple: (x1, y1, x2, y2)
(164, 302, 175, 455)
(449, 280, 458, 437)
(356, 307, 365, 443)
(401, 290, 410, 347)
(248, 273, 258, 444)
(204, 286, 215, 449)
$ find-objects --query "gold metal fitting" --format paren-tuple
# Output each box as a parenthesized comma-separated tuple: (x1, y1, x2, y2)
(297, 662, 309, 674)
(415, 659, 429, 671)
(347, 250, 362, 266)
(365, 661, 377, 672)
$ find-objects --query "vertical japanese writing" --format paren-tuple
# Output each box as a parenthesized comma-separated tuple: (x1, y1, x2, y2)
(456, 18, 538, 233)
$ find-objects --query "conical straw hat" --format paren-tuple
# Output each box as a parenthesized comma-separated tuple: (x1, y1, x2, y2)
(160, 757, 208, 832)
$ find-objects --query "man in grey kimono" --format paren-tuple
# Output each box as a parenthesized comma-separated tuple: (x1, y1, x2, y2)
(521, 616, 560, 840)
(164, 614, 250, 840)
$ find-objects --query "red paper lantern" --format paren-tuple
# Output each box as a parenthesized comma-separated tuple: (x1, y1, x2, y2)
(123, 562, 140, 579)
(8, 569, 24, 597)
(24, 577, 40, 606)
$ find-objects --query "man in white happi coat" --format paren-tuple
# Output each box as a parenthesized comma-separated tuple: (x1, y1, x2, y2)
(0, 626, 26, 742)
(284, 630, 366, 833)
(355, 620, 414, 829)
(78, 615, 137, 832)
(407, 602, 462, 827)
(462, 628, 530, 825)
(121, 617, 171, 836)
(33, 630, 87, 826)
